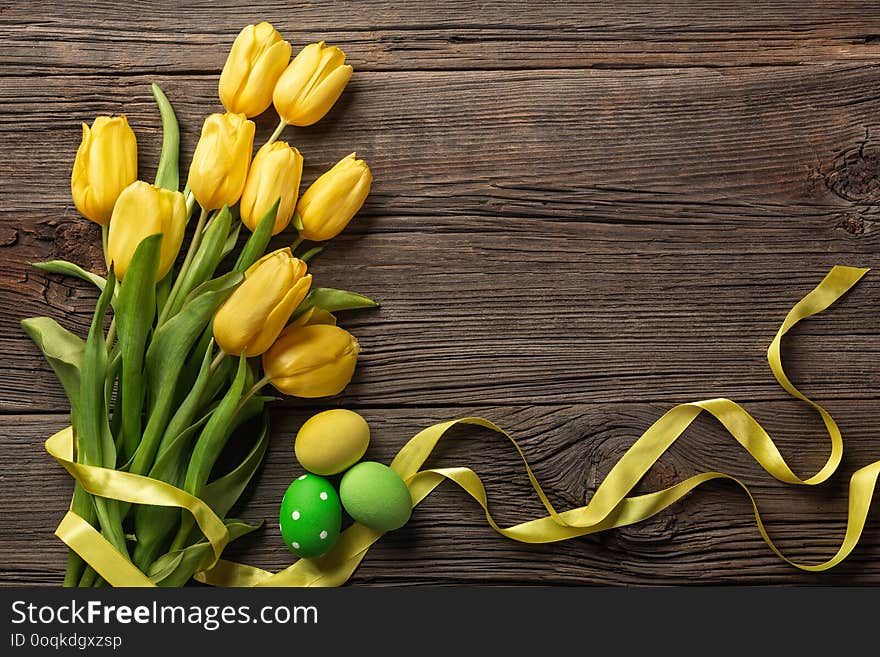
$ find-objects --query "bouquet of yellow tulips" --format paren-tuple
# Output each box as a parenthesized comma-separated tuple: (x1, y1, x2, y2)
(21, 22, 376, 587)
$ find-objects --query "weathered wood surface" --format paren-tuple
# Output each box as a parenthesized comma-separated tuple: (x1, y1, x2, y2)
(1, 1, 879, 585)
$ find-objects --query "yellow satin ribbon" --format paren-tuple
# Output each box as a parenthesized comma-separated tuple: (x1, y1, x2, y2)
(48, 265, 879, 586)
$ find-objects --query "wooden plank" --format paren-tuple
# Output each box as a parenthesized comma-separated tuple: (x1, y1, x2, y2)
(2, 1, 880, 74)
(5, 220, 880, 413)
(2, 405, 878, 586)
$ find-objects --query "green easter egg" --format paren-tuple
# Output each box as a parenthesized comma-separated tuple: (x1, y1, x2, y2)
(279, 474, 341, 559)
(340, 461, 412, 532)
(295, 409, 370, 476)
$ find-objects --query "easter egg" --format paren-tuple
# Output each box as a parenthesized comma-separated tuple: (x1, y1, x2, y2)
(339, 461, 412, 532)
(279, 474, 341, 558)
(295, 409, 370, 476)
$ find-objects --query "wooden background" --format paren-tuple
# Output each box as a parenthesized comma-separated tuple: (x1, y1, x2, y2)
(1, 1, 879, 586)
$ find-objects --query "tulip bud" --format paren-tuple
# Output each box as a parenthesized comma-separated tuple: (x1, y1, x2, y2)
(106, 181, 186, 280)
(219, 22, 292, 117)
(70, 115, 137, 225)
(240, 142, 303, 235)
(262, 324, 359, 398)
(272, 41, 353, 127)
(296, 153, 371, 241)
(214, 248, 312, 356)
(188, 112, 255, 210)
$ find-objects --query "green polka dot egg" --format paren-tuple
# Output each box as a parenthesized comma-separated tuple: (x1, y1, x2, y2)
(279, 474, 341, 559)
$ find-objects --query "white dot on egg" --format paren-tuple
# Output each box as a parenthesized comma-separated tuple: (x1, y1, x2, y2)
(319, 530, 328, 540)
(291, 510, 301, 521)
(298, 474, 307, 481)
(319, 492, 328, 501)
(292, 541, 300, 549)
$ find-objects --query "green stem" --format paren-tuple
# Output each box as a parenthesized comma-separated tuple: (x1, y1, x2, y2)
(158, 207, 209, 326)
(290, 234, 304, 252)
(267, 119, 287, 145)
(209, 350, 227, 375)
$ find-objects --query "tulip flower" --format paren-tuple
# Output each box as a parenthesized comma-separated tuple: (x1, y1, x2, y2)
(187, 112, 255, 210)
(219, 22, 292, 117)
(272, 41, 353, 127)
(70, 115, 137, 225)
(296, 153, 372, 241)
(262, 324, 359, 397)
(106, 181, 186, 280)
(239, 142, 303, 235)
(213, 248, 312, 356)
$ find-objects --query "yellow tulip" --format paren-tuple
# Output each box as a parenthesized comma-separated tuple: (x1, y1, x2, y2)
(70, 115, 137, 226)
(296, 153, 372, 241)
(272, 41, 353, 127)
(219, 22, 292, 117)
(106, 181, 186, 280)
(187, 112, 255, 210)
(213, 248, 312, 356)
(262, 324, 359, 398)
(239, 142, 303, 235)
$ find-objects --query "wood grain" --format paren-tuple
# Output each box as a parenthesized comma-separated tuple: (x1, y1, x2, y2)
(1, 1, 879, 585)
(2, 1, 880, 73)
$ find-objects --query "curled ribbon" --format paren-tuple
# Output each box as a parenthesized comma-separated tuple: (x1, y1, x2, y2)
(48, 265, 879, 586)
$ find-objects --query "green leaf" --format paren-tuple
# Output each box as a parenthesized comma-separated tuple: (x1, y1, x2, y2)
(294, 287, 379, 318)
(164, 206, 233, 321)
(155, 342, 215, 462)
(129, 273, 242, 476)
(131, 418, 210, 571)
(147, 519, 260, 587)
(180, 270, 243, 309)
(152, 83, 180, 192)
(184, 354, 249, 496)
(31, 260, 108, 295)
(221, 221, 242, 260)
(80, 269, 128, 556)
(20, 317, 85, 418)
(115, 234, 161, 460)
(234, 198, 279, 272)
(201, 413, 269, 519)
(155, 272, 172, 317)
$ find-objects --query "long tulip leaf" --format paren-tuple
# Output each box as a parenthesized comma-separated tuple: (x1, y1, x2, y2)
(115, 234, 161, 460)
(221, 221, 242, 260)
(294, 287, 379, 318)
(164, 206, 234, 320)
(20, 316, 85, 418)
(201, 412, 269, 519)
(31, 260, 108, 295)
(80, 270, 128, 557)
(131, 418, 208, 571)
(151, 83, 180, 192)
(156, 341, 215, 462)
(234, 198, 279, 272)
(147, 519, 260, 587)
(184, 354, 249, 496)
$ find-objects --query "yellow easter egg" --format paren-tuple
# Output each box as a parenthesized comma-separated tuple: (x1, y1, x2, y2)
(295, 409, 370, 476)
